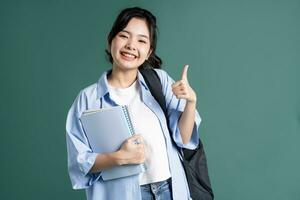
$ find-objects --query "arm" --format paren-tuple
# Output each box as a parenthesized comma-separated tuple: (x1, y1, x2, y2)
(154, 67, 201, 149)
(89, 152, 121, 173)
(89, 134, 145, 173)
(178, 101, 197, 144)
(172, 65, 198, 145)
(66, 91, 145, 188)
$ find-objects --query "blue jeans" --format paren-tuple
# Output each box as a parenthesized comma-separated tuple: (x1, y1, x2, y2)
(140, 178, 172, 200)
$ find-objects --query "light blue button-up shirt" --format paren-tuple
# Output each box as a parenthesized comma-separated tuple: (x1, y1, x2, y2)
(66, 68, 201, 200)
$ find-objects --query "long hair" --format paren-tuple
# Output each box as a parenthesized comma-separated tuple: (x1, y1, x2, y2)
(105, 7, 162, 69)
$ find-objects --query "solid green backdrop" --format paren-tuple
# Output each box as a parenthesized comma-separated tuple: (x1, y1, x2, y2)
(1, 0, 299, 199)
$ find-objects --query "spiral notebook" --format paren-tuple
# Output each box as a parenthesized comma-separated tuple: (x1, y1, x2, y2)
(80, 105, 146, 181)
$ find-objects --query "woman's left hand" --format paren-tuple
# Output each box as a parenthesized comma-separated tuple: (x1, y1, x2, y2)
(171, 65, 197, 103)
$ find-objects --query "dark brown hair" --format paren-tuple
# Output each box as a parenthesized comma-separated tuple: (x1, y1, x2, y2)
(105, 7, 162, 69)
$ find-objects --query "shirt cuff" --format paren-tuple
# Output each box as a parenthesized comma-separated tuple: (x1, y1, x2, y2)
(71, 152, 101, 189)
(170, 109, 201, 150)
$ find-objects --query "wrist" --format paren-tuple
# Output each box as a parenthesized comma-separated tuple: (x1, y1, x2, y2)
(187, 99, 197, 105)
(113, 150, 126, 166)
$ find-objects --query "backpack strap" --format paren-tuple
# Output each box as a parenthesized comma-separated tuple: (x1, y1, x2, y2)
(139, 68, 184, 156)
(139, 68, 167, 116)
(140, 68, 214, 199)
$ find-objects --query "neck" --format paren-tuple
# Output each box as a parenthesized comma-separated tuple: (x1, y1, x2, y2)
(107, 66, 138, 88)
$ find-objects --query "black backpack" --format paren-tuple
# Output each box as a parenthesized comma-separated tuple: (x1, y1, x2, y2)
(140, 68, 214, 200)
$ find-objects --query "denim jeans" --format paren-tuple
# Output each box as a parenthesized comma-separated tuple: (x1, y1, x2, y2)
(140, 178, 172, 200)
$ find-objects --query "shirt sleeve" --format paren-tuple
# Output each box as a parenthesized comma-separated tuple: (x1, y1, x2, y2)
(66, 91, 101, 189)
(155, 69, 201, 150)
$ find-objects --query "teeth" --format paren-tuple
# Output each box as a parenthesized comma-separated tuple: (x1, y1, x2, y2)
(121, 52, 136, 58)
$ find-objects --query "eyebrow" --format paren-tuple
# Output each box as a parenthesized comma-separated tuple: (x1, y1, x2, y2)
(121, 30, 149, 40)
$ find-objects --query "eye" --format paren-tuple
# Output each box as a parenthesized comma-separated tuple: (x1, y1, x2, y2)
(139, 40, 147, 44)
(119, 34, 128, 38)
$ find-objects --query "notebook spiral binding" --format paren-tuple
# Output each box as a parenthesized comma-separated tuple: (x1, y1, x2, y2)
(122, 105, 147, 172)
(122, 106, 135, 136)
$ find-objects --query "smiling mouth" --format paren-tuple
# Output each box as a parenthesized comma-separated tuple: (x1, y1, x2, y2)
(120, 51, 137, 59)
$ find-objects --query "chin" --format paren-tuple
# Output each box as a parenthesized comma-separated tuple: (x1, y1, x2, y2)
(115, 63, 137, 70)
(116, 60, 143, 70)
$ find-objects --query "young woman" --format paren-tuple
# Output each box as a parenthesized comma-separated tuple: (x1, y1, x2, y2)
(66, 7, 201, 200)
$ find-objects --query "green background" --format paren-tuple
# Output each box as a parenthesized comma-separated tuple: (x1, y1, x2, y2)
(1, 0, 299, 199)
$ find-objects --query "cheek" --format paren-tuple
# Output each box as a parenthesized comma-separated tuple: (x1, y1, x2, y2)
(111, 43, 118, 53)
(110, 41, 122, 59)
(111, 38, 123, 51)
(140, 47, 151, 59)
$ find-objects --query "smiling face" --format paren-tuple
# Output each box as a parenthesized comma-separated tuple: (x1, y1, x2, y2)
(110, 17, 152, 71)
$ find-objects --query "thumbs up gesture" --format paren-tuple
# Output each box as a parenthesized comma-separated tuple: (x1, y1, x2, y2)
(171, 65, 197, 103)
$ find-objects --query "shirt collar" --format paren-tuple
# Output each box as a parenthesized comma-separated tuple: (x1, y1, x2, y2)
(96, 69, 150, 99)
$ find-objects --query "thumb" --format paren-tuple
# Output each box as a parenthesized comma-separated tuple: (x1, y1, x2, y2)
(181, 64, 189, 81)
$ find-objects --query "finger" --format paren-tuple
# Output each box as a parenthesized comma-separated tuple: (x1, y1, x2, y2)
(139, 136, 144, 143)
(175, 94, 188, 99)
(172, 86, 185, 94)
(181, 65, 189, 81)
(130, 134, 143, 145)
(172, 80, 185, 88)
(129, 134, 141, 141)
(174, 91, 188, 97)
(172, 83, 187, 92)
(172, 81, 182, 88)
(136, 137, 144, 145)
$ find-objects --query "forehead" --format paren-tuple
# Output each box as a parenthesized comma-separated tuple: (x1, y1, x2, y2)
(122, 17, 150, 37)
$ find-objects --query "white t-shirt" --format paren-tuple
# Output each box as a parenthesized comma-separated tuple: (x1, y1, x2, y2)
(108, 80, 171, 185)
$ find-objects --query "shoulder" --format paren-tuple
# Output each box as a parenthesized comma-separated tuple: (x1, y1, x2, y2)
(153, 68, 168, 78)
(69, 83, 98, 116)
(79, 83, 98, 100)
(153, 68, 175, 86)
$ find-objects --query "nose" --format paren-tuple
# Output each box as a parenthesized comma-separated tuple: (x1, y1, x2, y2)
(125, 39, 136, 51)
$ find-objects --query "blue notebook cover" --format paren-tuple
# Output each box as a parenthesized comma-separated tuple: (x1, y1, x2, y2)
(80, 105, 145, 181)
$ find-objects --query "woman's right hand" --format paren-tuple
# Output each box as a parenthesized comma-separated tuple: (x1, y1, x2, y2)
(118, 134, 145, 165)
